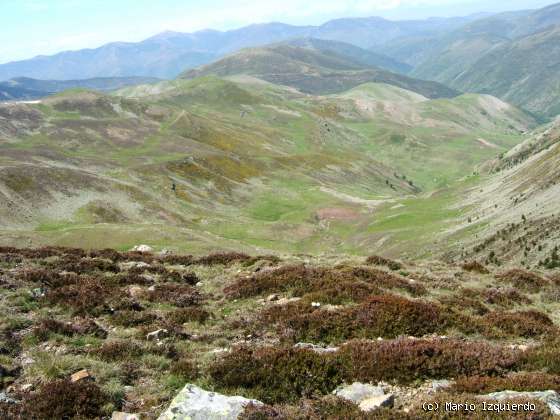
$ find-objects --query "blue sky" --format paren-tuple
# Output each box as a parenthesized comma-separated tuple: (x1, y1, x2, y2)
(0, 0, 556, 64)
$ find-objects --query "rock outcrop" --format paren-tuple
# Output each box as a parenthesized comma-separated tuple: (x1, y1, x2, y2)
(158, 384, 262, 420)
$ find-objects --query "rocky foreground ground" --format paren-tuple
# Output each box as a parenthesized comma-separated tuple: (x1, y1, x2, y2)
(1, 246, 560, 419)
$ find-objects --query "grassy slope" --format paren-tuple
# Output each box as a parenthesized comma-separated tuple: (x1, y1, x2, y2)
(0, 77, 535, 257)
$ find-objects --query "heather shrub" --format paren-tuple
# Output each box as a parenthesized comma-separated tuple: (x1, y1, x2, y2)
(33, 318, 75, 341)
(147, 283, 203, 307)
(300, 280, 379, 305)
(240, 396, 380, 420)
(209, 346, 348, 403)
(495, 269, 548, 292)
(71, 318, 107, 338)
(484, 288, 532, 307)
(226, 265, 424, 300)
(98, 340, 143, 362)
(165, 307, 211, 324)
(461, 261, 489, 274)
(340, 338, 521, 384)
(49, 256, 120, 274)
(128, 264, 166, 275)
(267, 295, 447, 343)
(45, 276, 114, 315)
(110, 310, 157, 327)
(163, 270, 200, 285)
(440, 290, 489, 316)
(111, 272, 153, 286)
(21, 379, 110, 419)
(483, 310, 555, 338)
(366, 255, 403, 271)
(157, 254, 195, 265)
(197, 251, 252, 266)
(170, 358, 199, 381)
(452, 372, 560, 394)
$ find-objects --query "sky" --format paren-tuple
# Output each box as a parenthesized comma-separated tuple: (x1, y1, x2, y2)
(0, 0, 556, 64)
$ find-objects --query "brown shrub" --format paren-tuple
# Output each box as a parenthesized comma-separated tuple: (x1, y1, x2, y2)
(110, 310, 158, 327)
(165, 307, 211, 324)
(88, 248, 123, 262)
(71, 318, 107, 338)
(461, 261, 490, 274)
(157, 254, 195, 265)
(197, 252, 253, 266)
(45, 276, 114, 315)
(111, 272, 153, 286)
(33, 319, 75, 341)
(170, 358, 199, 381)
(439, 290, 489, 316)
(51, 256, 121, 274)
(163, 270, 200, 285)
(148, 283, 203, 307)
(483, 310, 555, 338)
(0, 331, 22, 357)
(17, 268, 77, 288)
(226, 265, 424, 300)
(128, 264, 167, 275)
(97, 340, 143, 362)
(265, 294, 447, 343)
(209, 346, 348, 404)
(484, 288, 532, 307)
(340, 338, 522, 384)
(300, 280, 380, 305)
(495, 269, 548, 293)
(21, 379, 109, 419)
(452, 372, 560, 394)
(240, 396, 381, 420)
(366, 255, 403, 271)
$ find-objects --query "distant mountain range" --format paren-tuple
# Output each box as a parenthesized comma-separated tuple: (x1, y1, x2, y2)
(2, 3, 560, 118)
(0, 77, 160, 101)
(0, 15, 481, 81)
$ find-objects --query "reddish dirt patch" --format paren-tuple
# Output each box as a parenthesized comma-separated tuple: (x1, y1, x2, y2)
(316, 207, 359, 221)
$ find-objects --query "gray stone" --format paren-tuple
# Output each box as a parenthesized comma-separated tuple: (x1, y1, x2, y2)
(484, 390, 560, 415)
(0, 392, 18, 404)
(158, 384, 262, 420)
(333, 382, 385, 404)
(294, 342, 339, 354)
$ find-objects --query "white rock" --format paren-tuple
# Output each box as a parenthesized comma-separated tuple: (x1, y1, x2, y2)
(147, 329, 169, 341)
(483, 390, 560, 415)
(266, 293, 279, 302)
(334, 382, 385, 404)
(131, 245, 153, 253)
(359, 394, 395, 411)
(112, 412, 140, 420)
(311, 302, 321, 307)
(430, 379, 452, 392)
(157, 384, 262, 420)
